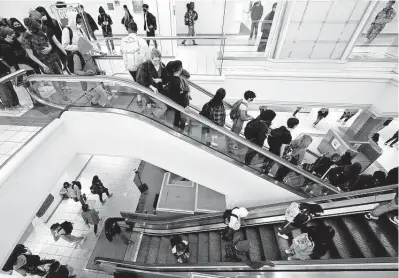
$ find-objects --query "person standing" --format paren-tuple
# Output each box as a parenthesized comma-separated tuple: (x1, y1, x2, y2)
(142, 4, 158, 49)
(98, 6, 115, 54)
(79, 5, 100, 47)
(257, 3, 276, 52)
(170, 235, 190, 263)
(104, 217, 133, 244)
(90, 175, 113, 204)
(36, 6, 63, 42)
(81, 204, 101, 236)
(9, 18, 27, 42)
(385, 130, 398, 147)
(0, 60, 20, 109)
(121, 5, 134, 31)
(120, 21, 150, 82)
(313, 108, 329, 127)
(249, 1, 263, 41)
(221, 207, 249, 241)
(202, 88, 226, 147)
(366, 1, 396, 43)
(181, 3, 198, 46)
(228, 90, 256, 150)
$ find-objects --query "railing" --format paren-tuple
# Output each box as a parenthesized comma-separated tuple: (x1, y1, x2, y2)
(23, 73, 341, 197)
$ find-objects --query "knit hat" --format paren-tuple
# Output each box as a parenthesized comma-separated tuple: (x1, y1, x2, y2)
(235, 240, 250, 252)
(13, 255, 27, 270)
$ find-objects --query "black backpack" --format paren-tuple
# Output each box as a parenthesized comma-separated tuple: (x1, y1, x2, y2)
(244, 118, 260, 140)
(60, 221, 73, 235)
(223, 207, 239, 224)
(199, 101, 212, 120)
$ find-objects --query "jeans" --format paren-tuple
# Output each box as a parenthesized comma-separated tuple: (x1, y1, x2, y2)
(249, 21, 259, 39)
(182, 26, 196, 44)
(97, 187, 110, 202)
(245, 138, 260, 165)
(94, 224, 98, 235)
(45, 59, 69, 101)
(370, 198, 398, 218)
(146, 30, 158, 49)
(228, 118, 244, 148)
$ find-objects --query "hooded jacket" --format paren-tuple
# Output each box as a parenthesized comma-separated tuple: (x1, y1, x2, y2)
(98, 7, 113, 33)
(61, 12, 85, 52)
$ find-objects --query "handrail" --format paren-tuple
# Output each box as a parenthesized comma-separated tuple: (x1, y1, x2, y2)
(0, 69, 26, 84)
(26, 73, 340, 194)
(95, 35, 226, 43)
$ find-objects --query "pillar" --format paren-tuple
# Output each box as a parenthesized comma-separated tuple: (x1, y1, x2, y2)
(344, 109, 391, 141)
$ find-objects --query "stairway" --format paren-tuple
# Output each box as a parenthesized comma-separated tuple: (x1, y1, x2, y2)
(135, 213, 398, 264)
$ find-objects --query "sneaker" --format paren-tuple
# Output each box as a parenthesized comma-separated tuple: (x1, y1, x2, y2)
(277, 232, 289, 240)
(365, 213, 378, 220)
(285, 249, 294, 255)
(211, 141, 218, 147)
(193, 42, 198, 46)
(108, 193, 113, 198)
(389, 216, 398, 226)
(181, 42, 186, 46)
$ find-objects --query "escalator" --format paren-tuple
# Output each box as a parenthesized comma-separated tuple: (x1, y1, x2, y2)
(22, 71, 340, 200)
(95, 188, 398, 277)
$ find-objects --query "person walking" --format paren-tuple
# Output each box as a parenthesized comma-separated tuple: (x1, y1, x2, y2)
(90, 175, 113, 204)
(228, 90, 256, 150)
(385, 130, 398, 147)
(98, 6, 115, 54)
(313, 108, 329, 127)
(244, 109, 276, 165)
(142, 4, 158, 49)
(366, 1, 396, 43)
(249, 1, 263, 41)
(79, 5, 100, 49)
(120, 21, 150, 82)
(201, 88, 226, 147)
(181, 3, 198, 45)
(121, 5, 134, 31)
(81, 204, 101, 236)
(257, 3, 276, 52)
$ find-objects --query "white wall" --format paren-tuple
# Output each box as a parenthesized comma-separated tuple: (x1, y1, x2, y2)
(0, 120, 77, 270)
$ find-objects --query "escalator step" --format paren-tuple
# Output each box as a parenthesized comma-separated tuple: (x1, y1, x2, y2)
(375, 215, 399, 254)
(188, 234, 199, 264)
(220, 232, 230, 262)
(258, 225, 281, 260)
(156, 237, 171, 264)
(198, 232, 210, 263)
(136, 235, 152, 263)
(323, 218, 362, 259)
(245, 227, 264, 262)
(209, 231, 222, 262)
(341, 216, 383, 258)
(363, 215, 397, 257)
(272, 225, 290, 260)
(146, 236, 162, 264)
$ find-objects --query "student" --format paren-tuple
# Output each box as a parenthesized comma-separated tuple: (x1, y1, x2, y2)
(264, 117, 299, 173)
(90, 175, 113, 204)
(120, 21, 150, 82)
(142, 4, 158, 48)
(79, 5, 99, 45)
(327, 162, 362, 192)
(36, 6, 63, 42)
(73, 37, 113, 107)
(257, 3, 277, 52)
(45, 260, 74, 278)
(136, 48, 168, 118)
(249, 1, 263, 41)
(60, 181, 86, 205)
(275, 134, 313, 181)
(170, 235, 190, 263)
(221, 207, 249, 241)
(181, 3, 198, 45)
(351, 171, 386, 191)
(336, 150, 353, 167)
(98, 6, 115, 54)
(81, 204, 101, 236)
(385, 130, 398, 147)
(313, 108, 329, 127)
(286, 223, 335, 260)
(244, 109, 276, 165)
(62, 13, 85, 73)
(12, 253, 54, 276)
(225, 236, 274, 268)
(50, 222, 84, 245)
(229, 90, 256, 150)
(2, 244, 31, 274)
(201, 88, 226, 147)
(277, 202, 323, 240)
(9, 18, 27, 42)
(121, 5, 134, 31)
(104, 217, 133, 244)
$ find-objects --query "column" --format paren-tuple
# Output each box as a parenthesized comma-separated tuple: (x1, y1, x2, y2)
(344, 109, 391, 141)
(156, 0, 176, 57)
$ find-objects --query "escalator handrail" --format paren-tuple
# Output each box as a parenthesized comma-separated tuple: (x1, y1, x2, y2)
(95, 35, 227, 42)
(121, 183, 398, 226)
(0, 69, 26, 84)
(26, 73, 340, 195)
(94, 257, 398, 272)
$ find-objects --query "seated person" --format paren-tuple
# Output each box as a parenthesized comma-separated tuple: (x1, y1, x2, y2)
(60, 181, 86, 204)
(170, 235, 190, 263)
(2, 244, 31, 274)
(73, 37, 113, 107)
(50, 221, 84, 244)
(13, 253, 54, 276)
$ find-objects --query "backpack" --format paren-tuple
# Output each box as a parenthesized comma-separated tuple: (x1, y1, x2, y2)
(269, 126, 286, 139)
(285, 202, 301, 222)
(71, 181, 82, 191)
(72, 51, 86, 70)
(60, 221, 73, 235)
(293, 233, 314, 255)
(244, 118, 258, 139)
(199, 101, 212, 120)
(230, 100, 244, 120)
(121, 36, 148, 71)
(223, 207, 239, 224)
(194, 11, 198, 21)
(283, 172, 305, 188)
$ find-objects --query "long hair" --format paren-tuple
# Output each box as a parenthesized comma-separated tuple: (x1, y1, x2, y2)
(291, 134, 313, 150)
(210, 88, 226, 106)
(99, 6, 107, 15)
(9, 18, 26, 33)
(36, 6, 56, 32)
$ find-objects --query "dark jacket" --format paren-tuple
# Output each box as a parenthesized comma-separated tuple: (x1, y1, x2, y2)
(312, 155, 335, 177)
(83, 12, 98, 32)
(261, 11, 275, 38)
(104, 217, 124, 242)
(98, 13, 113, 33)
(168, 76, 188, 107)
(251, 3, 264, 21)
(121, 15, 134, 31)
(0, 39, 29, 67)
(136, 60, 168, 93)
(350, 174, 376, 191)
(245, 118, 270, 146)
(144, 12, 157, 31)
(267, 126, 292, 155)
(328, 166, 359, 191)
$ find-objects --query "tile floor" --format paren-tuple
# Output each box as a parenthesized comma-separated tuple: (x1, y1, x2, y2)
(21, 156, 142, 278)
(0, 84, 34, 117)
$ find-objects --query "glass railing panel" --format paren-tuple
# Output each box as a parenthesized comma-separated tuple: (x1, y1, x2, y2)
(26, 74, 341, 197)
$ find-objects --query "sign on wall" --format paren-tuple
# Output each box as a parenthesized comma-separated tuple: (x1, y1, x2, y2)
(331, 138, 341, 150)
(132, 1, 144, 13)
(107, 3, 115, 10)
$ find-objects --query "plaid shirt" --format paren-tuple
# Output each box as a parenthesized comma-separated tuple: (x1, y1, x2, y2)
(22, 31, 58, 65)
(211, 104, 226, 126)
